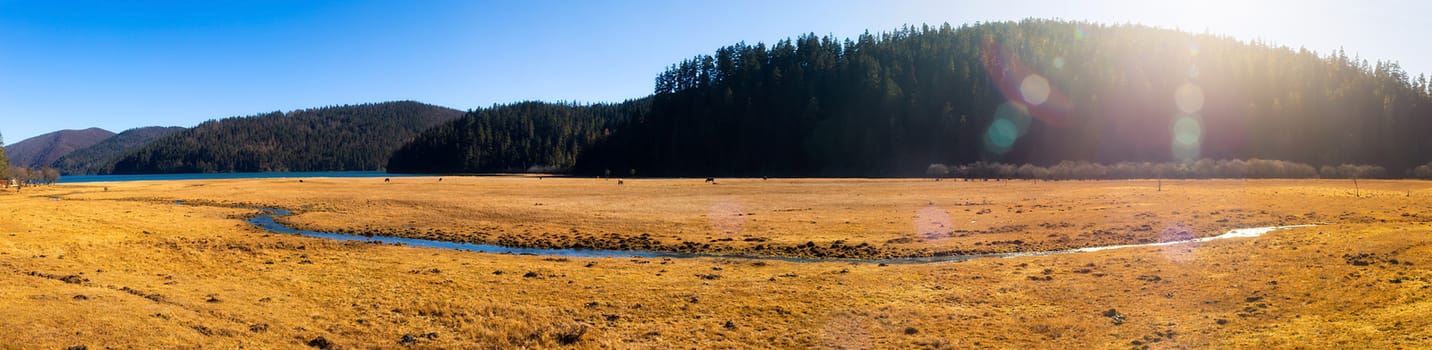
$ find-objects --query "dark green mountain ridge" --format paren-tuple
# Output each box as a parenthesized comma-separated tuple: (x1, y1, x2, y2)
(111, 101, 462, 174)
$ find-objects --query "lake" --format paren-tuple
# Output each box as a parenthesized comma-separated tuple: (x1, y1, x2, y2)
(57, 171, 414, 183)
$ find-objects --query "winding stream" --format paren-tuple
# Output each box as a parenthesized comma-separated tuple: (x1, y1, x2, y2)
(246, 207, 1314, 264)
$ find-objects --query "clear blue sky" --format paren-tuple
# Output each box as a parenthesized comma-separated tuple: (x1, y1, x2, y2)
(2, 0, 1428, 143)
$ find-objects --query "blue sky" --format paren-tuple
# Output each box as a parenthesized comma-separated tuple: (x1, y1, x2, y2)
(2, 0, 1428, 143)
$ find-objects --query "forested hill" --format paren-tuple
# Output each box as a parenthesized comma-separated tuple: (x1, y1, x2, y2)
(566, 20, 1432, 177)
(4, 128, 115, 169)
(110, 101, 462, 174)
(386, 100, 649, 173)
(52, 126, 183, 175)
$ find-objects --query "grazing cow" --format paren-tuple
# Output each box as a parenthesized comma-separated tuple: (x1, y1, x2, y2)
(617, 179, 624, 186)
(705, 177, 715, 183)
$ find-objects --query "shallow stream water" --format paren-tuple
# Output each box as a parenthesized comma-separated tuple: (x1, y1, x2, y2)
(246, 207, 1314, 264)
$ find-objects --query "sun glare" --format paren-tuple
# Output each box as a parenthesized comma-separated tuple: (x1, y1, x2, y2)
(1019, 74, 1051, 106)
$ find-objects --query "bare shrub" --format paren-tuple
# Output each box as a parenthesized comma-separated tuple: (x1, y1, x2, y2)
(1414, 163, 1432, 179)
(926, 163, 949, 178)
(994, 163, 1018, 179)
(1320, 165, 1338, 179)
(1330, 164, 1386, 179)
(1016, 164, 1049, 180)
(1214, 159, 1246, 178)
(552, 323, 589, 345)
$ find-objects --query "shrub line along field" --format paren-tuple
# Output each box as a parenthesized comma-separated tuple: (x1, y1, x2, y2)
(1, 177, 1430, 348)
(240, 204, 1320, 265)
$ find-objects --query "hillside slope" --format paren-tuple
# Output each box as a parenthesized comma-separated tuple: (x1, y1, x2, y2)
(4, 128, 115, 169)
(52, 126, 185, 175)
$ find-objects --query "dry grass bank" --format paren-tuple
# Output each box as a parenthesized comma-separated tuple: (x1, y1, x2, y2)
(0, 178, 1429, 348)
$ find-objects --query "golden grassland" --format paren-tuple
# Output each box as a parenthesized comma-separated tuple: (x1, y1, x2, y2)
(0, 178, 1429, 348)
(56, 176, 1432, 258)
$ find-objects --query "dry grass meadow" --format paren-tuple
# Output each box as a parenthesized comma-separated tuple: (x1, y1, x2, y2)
(2, 177, 1430, 348)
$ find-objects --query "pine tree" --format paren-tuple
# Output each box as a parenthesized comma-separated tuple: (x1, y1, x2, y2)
(0, 131, 10, 182)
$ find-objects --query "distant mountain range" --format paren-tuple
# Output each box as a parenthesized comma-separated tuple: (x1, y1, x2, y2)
(51, 126, 185, 175)
(4, 128, 115, 169)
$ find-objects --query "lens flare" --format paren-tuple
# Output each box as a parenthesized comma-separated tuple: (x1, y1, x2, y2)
(1159, 223, 1200, 263)
(1020, 75, 1051, 106)
(914, 205, 954, 241)
(820, 313, 873, 349)
(708, 200, 745, 236)
(997, 102, 1033, 137)
(981, 37, 1074, 128)
(1161, 244, 1200, 263)
(1172, 116, 1202, 161)
(983, 102, 1035, 155)
(984, 118, 1018, 154)
(1173, 116, 1202, 146)
(1053, 57, 1065, 70)
(1175, 83, 1204, 114)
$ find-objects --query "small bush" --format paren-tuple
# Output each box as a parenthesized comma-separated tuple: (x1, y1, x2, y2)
(552, 323, 588, 345)
(1414, 163, 1432, 179)
(1329, 163, 1386, 179)
(926, 163, 949, 178)
(1016, 164, 1049, 180)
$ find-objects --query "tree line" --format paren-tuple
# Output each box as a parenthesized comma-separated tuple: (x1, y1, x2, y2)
(927, 158, 1391, 181)
(7, 166, 61, 186)
(2, 133, 58, 187)
(0, 132, 9, 183)
(1414, 162, 1432, 179)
